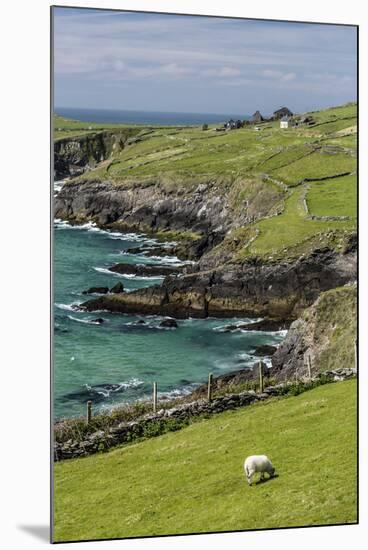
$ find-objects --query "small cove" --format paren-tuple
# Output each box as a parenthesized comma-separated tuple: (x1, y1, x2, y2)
(53, 185, 287, 419)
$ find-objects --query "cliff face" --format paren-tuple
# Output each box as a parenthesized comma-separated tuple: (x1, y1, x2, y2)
(81, 247, 356, 320)
(54, 130, 138, 180)
(54, 179, 232, 233)
(270, 284, 357, 379)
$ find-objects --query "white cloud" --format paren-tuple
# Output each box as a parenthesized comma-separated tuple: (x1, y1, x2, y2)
(281, 72, 296, 82)
(203, 67, 241, 78)
(261, 69, 283, 79)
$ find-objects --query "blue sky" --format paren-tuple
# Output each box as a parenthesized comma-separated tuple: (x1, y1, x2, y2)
(53, 7, 357, 115)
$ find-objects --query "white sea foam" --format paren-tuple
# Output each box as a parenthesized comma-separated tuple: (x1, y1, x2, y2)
(145, 254, 191, 265)
(237, 352, 256, 362)
(53, 180, 66, 195)
(119, 249, 193, 267)
(262, 357, 273, 368)
(213, 325, 243, 333)
(53, 219, 151, 242)
(212, 319, 287, 336)
(210, 361, 235, 372)
(130, 275, 165, 281)
(93, 266, 164, 281)
(157, 384, 198, 400)
(55, 302, 82, 311)
(84, 378, 144, 398)
(239, 329, 288, 337)
(93, 266, 122, 276)
(54, 219, 97, 231)
(54, 219, 70, 229)
(67, 315, 105, 325)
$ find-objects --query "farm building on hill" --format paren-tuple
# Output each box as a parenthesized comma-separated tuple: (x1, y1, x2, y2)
(273, 106, 293, 119)
(250, 110, 264, 123)
(280, 116, 290, 129)
(224, 119, 244, 130)
(280, 115, 299, 129)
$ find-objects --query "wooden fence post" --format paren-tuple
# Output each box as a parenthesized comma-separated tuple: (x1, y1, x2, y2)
(208, 373, 213, 402)
(153, 382, 158, 413)
(259, 361, 264, 393)
(87, 400, 92, 424)
(307, 354, 312, 381)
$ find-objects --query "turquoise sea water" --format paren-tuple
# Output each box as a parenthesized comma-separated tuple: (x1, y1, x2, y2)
(53, 187, 286, 420)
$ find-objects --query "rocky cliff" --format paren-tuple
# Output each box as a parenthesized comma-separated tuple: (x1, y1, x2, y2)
(269, 284, 357, 379)
(54, 129, 139, 180)
(81, 246, 356, 320)
(54, 174, 281, 237)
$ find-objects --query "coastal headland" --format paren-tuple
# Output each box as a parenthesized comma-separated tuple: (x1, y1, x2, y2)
(54, 103, 357, 384)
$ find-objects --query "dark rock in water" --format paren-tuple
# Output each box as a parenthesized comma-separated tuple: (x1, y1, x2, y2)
(253, 344, 278, 356)
(218, 324, 241, 332)
(221, 319, 291, 332)
(91, 318, 105, 324)
(110, 282, 125, 294)
(55, 326, 68, 333)
(109, 263, 180, 277)
(159, 318, 178, 328)
(135, 319, 146, 325)
(82, 286, 109, 295)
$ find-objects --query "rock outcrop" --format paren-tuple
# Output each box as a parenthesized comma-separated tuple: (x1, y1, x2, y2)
(159, 318, 178, 329)
(110, 282, 125, 294)
(82, 286, 109, 295)
(54, 129, 139, 180)
(80, 248, 356, 319)
(270, 284, 357, 380)
(108, 263, 181, 277)
(54, 174, 281, 248)
(54, 178, 234, 239)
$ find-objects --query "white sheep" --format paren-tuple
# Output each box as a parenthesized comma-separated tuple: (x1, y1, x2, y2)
(244, 455, 275, 486)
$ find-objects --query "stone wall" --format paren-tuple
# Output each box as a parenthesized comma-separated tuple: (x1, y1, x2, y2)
(54, 368, 356, 461)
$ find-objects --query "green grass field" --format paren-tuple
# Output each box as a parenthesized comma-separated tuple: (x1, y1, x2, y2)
(53, 379, 357, 542)
(307, 175, 357, 218)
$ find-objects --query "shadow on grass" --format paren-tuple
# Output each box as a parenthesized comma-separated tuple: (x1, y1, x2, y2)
(253, 474, 280, 486)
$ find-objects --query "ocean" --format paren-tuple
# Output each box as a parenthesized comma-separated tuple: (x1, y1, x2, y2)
(53, 188, 286, 420)
(55, 107, 248, 126)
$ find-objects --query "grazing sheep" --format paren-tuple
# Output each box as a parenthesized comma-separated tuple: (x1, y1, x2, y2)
(244, 455, 275, 486)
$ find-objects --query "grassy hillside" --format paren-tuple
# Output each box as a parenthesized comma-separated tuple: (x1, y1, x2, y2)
(74, 103, 356, 182)
(60, 103, 356, 262)
(53, 379, 357, 542)
(54, 114, 178, 141)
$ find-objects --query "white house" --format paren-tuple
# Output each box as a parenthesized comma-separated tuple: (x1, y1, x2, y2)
(280, 116, 289, 129)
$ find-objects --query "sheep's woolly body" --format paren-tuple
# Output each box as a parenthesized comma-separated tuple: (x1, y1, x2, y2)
(244, 455, 275, 485)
